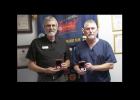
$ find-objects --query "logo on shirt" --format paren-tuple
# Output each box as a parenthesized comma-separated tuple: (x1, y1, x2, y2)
(42, 46, 49, 49)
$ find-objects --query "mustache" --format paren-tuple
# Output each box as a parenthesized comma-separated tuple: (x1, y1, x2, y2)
(46, 30, 57, 34)
(88, 34, 94, 36)
(87, 34, 95, 39)
(48, 30, 56, 32)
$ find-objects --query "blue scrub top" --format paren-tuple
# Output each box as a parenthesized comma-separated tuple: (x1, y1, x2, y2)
(72, 39, 117, 82)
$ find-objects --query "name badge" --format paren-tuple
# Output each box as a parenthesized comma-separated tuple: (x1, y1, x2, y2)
(42, 46, 49, 49)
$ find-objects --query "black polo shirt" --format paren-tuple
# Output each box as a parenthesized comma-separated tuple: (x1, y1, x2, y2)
(26, 36, 70, 68)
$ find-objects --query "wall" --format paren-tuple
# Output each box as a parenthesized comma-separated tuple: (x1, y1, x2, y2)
(17, 18, 37, 46)
(17, 68, 38, 82)
(110, 54, 122, 82)
(17, 17, 38, 82)
(97, 15, 122, 82)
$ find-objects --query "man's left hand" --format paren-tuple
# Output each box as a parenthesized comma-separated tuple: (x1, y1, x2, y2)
(61, 63, 68, 70)
(85, 62, 96, 71)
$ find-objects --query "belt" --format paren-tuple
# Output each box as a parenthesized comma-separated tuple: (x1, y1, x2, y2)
(46, 73, 63, 80)
(38, 72, 63, 80)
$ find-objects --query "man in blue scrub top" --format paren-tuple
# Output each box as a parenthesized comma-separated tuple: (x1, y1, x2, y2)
(72, 19, 117, 82)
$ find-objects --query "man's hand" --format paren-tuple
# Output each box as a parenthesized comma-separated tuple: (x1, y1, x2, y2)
(76, 68, 86, 75)
(60, 60, 70, 70)
(85, 62, 95, 71)
(60, 63, 68, 70)
(74, 65, 86, 75)
(43, 67, 61, 74)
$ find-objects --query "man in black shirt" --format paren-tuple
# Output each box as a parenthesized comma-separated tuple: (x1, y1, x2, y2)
(26, 16, 70, 82)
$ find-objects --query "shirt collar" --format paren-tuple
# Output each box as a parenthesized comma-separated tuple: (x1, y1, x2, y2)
(43, 35, 57, 43)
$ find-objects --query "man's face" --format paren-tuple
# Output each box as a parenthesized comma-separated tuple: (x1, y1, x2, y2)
(44, 20, 58, 36)
(83, 22, 98, 40)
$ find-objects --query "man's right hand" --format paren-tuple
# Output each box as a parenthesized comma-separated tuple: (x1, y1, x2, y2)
(76, 69, 86, 75)
(74, 65, 86, 75)
(43, 67, 61, 74)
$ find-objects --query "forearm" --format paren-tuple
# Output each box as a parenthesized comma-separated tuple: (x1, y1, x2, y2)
(92, 63, 114, 71)
(64, 59, 70, 68)
(74, 65, 80, 72)
(27, 60, 46, 73)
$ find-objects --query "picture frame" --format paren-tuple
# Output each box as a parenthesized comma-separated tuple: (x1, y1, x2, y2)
(111, 15, 122, 31)
(17, 45, 29, 68)
(113, 32, 122, 54)
(17, 15, 32, 33)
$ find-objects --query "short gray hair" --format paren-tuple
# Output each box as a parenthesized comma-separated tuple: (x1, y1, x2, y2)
(84, 19, 97, 28)
(43, 15, 58, 27)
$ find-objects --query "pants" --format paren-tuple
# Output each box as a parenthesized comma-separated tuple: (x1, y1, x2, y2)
(37, 74, 67, 82)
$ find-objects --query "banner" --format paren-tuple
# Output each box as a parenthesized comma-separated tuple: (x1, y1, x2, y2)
(37, 15, 97, 47)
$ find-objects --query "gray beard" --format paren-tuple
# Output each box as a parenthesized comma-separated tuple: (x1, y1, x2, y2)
(46, 32, 56, 36)
(88, 35, 95, 39)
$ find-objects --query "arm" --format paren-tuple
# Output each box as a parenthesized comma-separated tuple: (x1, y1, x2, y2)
(27, 59, 61, 74)
(85, 41, 116, 71)
(85, 62, 114, 71)
(64, 59, 70, 68)
(74, 64, 80, 72)
(61, 43, 71, 69)
(74, 64, 86, 75)
(61, 59, 70, 70)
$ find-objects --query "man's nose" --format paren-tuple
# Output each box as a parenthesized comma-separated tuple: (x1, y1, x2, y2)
(50, 25, 53, 29)
(89, 28, 93, 32)
(89, 29, 93, 34)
